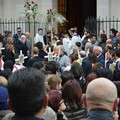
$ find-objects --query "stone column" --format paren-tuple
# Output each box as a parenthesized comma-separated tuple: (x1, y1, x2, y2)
(97, 0, 111, 19)
(111, 0, 120, 19)
(15, 0, 26, 19)
(97, 0, 111, 36)
(0, 0, 3, 18)
(3, 0, 15, 19)
(39, 0, 58, 33)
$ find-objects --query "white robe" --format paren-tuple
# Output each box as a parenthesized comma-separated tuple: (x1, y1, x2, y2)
(68, 34, 81, 54)
(63, 37, 70, 56)
(34, 33, 45, 46)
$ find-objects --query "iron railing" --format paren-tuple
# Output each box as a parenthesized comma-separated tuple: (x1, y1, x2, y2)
(0, 17, 120, 38)
(85, 17, 120, 38)
(0, 19, 47, 36)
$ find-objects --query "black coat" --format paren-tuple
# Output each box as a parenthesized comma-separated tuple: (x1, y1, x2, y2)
(12, 115, 45, 120)
(16, 40, 28, 56)
(38, 50, 48, 60)
(98, 42, 106, 53)
(3, 50, 15, 64)
(97, 54, 105, 68)
(43, 35, 51, 45)
(82, 57, 92, 78)
(113, 61, 120, 81)
(27, 56, 42, 67)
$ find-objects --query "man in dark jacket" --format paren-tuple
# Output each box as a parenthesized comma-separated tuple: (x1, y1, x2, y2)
(80, 50, 92, 78)
(13, 27, 24, 54)
(93, 46, 105, 68)
(15, 35, 28, 66)
(113, 49, 120, 81)
(35, 42, 47, 60)
(82, 78, 118, 120)
(27, 47, 42, 67)
(8, 68, 47, 120)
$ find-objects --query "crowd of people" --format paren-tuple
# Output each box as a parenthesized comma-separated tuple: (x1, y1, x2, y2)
(0, 26, 120, 120)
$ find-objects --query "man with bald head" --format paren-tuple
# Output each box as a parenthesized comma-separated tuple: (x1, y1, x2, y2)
(16, 35, 28, 66)
(93, 46, 105, 67)
(82, 78, 118, 120)
(16, 35, 28, 55)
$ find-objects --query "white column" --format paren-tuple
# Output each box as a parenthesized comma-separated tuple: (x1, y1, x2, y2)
(15, 0, 26, 20)
(3, 0, 15, 19)
(0, 0, 3, 19)
(97, 0, 111, 19)
(52, 0, 58, 32)
(40, 0, 57, 12)
(52, 0, 57, 10)
(40, 0, 52, 12)
(37, 0, 58, 33)
(111, 0, 120, 19)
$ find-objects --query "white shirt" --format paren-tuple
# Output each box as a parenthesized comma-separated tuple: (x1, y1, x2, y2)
(34, 33, 45, 46)
(68, 34, 81, 54)
(63, 37, 70, 56)
(12, 64, 25, 73)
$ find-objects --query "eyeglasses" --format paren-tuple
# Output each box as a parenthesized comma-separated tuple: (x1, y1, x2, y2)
(18, 31, 21, 32)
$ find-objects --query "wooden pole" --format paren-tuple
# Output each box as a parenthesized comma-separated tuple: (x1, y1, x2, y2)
(50, 18, 53, 46)
(30, 22, 34, 57)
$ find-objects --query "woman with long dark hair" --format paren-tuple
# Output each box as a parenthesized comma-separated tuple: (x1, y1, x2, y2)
(70, 62, 85, 88)
(62, 80, 87, 120)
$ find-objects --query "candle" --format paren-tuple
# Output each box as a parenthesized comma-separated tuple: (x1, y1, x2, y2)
(20, 50, 22, 55)
(49, 47, 51, 53)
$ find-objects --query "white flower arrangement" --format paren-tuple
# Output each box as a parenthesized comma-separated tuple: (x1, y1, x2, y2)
(19, 1, 47, 23)
(47, 9, 67, 25)
(19, 1, 67, 25)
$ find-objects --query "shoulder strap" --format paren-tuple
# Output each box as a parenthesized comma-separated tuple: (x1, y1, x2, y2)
(14, 65, 18, 71)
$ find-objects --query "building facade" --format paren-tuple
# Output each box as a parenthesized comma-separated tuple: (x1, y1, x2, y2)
(0, 0, 120, 34)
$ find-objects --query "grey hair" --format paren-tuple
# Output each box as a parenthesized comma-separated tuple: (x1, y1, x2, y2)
(7, 37, 13, 42)
(93, 46, 103, 53)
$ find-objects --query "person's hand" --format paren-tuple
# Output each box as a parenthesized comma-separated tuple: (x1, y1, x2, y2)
(114, 111, 119, 120)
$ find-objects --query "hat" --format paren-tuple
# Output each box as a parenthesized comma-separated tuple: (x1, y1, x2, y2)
(0, 86, 9, 110)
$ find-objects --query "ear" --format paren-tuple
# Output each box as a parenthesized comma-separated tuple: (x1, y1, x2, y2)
(113, 98, 119, 112)
(82, 94, 87, 108)
(7, 99, 14, 112)
(42, 95, 48, 109)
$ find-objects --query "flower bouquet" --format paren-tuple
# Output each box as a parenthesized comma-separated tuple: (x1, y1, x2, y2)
(47, 9, 67, 25)
(46, 9, 67, 45)
(19, 1, 47, 23)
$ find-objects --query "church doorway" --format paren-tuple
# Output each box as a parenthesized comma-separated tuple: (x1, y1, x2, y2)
(58, 0, 96, 36)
